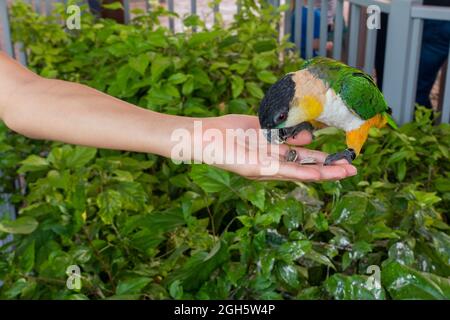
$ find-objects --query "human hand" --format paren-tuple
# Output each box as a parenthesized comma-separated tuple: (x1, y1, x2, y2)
(201, 114, 357, 182)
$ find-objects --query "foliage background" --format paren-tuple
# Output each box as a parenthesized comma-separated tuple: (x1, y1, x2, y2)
(0, 0, 449, 299)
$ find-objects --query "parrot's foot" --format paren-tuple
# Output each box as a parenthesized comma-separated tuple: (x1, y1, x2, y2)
(264, 122, 314, 144)
(278, 121, 314, 142)
(324, 148, 356, 165)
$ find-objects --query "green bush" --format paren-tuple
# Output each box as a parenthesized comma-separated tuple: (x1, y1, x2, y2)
(0, 0, 449, 300)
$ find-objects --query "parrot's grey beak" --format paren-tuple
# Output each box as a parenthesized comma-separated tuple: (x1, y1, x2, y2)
(262, 122, 314, 144)
(262, 126, 299, 144)
(262, 128, 285, 144)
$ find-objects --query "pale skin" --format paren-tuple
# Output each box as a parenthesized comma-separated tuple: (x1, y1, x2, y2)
(0, 52, 356, 181)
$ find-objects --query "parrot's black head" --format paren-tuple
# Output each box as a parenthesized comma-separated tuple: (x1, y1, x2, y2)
(258, 73, 296, 143)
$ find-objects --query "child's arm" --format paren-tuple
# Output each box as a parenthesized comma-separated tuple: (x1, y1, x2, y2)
(0, 52, 356, 181)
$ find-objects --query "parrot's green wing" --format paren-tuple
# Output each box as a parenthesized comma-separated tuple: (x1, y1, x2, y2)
(301, 57, 389, 121)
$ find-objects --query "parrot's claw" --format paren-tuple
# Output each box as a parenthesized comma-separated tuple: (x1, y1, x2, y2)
(264, 122, 314, 144)
(324, 148, 356, 166)
(280, 121, 314, 140)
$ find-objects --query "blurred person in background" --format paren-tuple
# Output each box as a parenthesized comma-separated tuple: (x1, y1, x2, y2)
(416, 0, 450, 108)
(289, 0, 334, 58)
(88, 0, 125, 23)
(314, 0, 337, 32)
(375, 0, 450, 109)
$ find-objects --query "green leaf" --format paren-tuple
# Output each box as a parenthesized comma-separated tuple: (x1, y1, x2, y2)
(129, 53, 150, 76)
(229, 60, 250, 74)
(256, 70, 277, 84)
(191, 68, 212, 87)
(97, 189, 122, 224)
(113, 181, 148, 210)
(297, 287, 322, 300)
(435, 177, 450, 192)
(19, 240, 35, 273)
(304, 250, 335, 270)
(151, 56, 172, 83)
(147, 32, 168, 48)
(275, 261, 299, 290)
(0, 217, 38, 234)
(18, 155, 48, 173)
(127, 210, 185, 235)
(331, 192, 368, 225)
(130, 229, 165, 253)
(382, 262, 450, 299)
(65, 146, 97, 169)
(168, 73, 188, 84)
(116, 277, 151, 295)
(253, 39, 277, 53)
(397, 161, 407, 181)
(3, 278, 28, 299)
(231, 75, 244, 98)
(252, 52, 274, 69)
(367, 221, 401, 240)
(411, 190, 441, 206)
(279, 198, 304, 231)
(240, 182, 265, 210)
(188, 30, 221, 47)
(388, 242, 415, 266)
(70, 246, 92, 264)
(350, 241, 373, 260)
(102, 1, 123, 10)
(246, 82, 264, 99)
(168, 240, 229, 290)
(169, 280, 184, 299)
(189, 164, 231, 193)
(182, 76, 194, 95)
(325, 274, 386, 300)
(314, 212, 329, 232)
(228, 99, 248, 114)
(278, 240, 312, 262)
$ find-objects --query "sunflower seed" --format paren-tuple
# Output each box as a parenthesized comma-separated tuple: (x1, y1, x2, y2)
(286, 149, 298, 162)
(300, 157, 317, 165)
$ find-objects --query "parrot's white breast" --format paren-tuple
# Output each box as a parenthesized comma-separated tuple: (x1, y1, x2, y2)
(316, 89, 364, 132)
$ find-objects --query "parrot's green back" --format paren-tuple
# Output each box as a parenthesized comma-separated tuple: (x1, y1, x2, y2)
(301, 57, 390, 121)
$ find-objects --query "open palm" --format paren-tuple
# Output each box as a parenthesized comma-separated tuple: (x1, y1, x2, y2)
(210, 114, 357, 182)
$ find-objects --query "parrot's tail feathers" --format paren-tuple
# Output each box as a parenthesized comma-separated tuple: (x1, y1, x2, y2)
(382, 111, 398, 129)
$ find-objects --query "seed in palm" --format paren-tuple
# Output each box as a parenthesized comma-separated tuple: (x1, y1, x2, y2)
(286, 149, 298, 162)
(285, 149, 317, 165)
(300, 157, 317, 165)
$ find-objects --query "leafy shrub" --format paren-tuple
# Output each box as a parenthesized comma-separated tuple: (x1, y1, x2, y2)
(0, 1, 449, 299)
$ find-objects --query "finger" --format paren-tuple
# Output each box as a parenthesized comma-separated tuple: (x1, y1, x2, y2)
(251, 162, 357, 182)
(275, 146, 357, 170)
(275, 162, 322, 181)
(314, 164, 352, 180)
(278, 147, 329, 163)
(339, 164, 358, 176)
(285, 130, 313, 145)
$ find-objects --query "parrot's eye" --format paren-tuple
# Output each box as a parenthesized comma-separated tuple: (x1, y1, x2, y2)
(275, 112, 287, 124)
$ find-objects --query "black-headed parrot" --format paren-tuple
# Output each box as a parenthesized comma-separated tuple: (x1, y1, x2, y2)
(258, 56, 397, 165)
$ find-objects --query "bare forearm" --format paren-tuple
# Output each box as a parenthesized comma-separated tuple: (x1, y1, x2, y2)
(2, 77, 204, 158)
